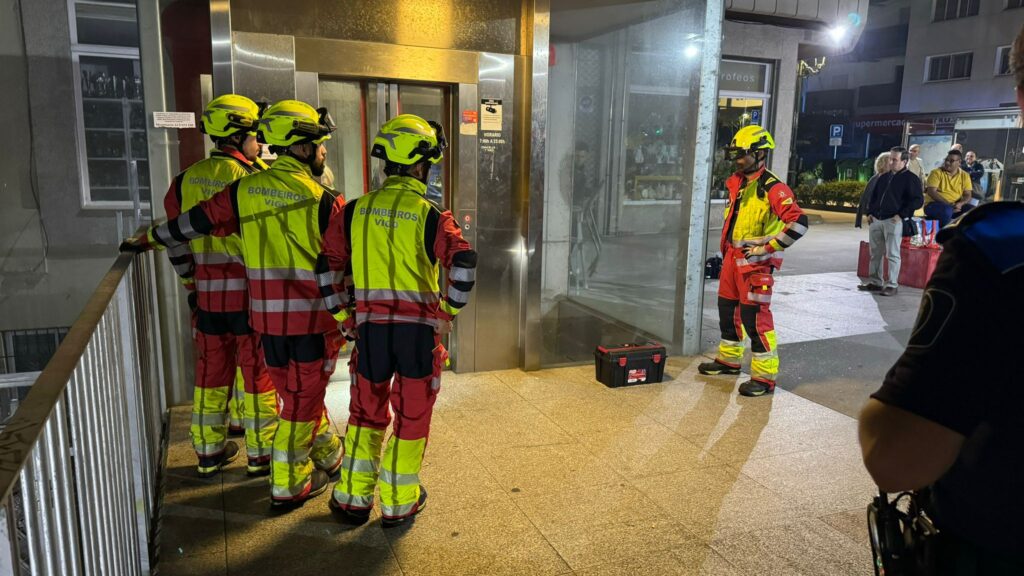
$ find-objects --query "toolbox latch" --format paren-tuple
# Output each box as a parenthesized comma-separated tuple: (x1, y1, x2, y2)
(653, 354, 662, 364)
(618, 357, 627, 367)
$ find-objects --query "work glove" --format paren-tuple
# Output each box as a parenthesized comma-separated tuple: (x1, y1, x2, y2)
(119, 232, 157, 253)
(338, 312, 357, 341)
(742, 244, 771, 258)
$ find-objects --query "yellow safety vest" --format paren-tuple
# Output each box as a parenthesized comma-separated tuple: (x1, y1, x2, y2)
(233, 155, 337, 335)
(179, 150, 258, 261)
(725, 170, 786, 246)
(350, 176, 441, 326)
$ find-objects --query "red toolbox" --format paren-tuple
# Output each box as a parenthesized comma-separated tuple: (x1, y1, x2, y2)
(594, 342, 666, 388)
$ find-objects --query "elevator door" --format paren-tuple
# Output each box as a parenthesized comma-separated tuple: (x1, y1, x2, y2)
(317, 80, 451, 208)
(317, 79, 458, 363)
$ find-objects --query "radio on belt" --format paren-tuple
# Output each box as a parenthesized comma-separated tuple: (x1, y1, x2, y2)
(593, 342, 666, 388)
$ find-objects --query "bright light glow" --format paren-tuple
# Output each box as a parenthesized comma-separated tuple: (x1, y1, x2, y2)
(683, 44, 700, 59)
(828, 25, 848, 43)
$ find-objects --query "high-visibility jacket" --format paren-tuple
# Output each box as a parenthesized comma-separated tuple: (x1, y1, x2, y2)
(720, 168, 808, 271)
(147, 154, 345, 336)
(164, 148, 259, 313)
(317, 175, 476, 328)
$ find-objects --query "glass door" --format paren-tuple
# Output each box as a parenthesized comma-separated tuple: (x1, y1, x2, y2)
(317, 80, 452, 208)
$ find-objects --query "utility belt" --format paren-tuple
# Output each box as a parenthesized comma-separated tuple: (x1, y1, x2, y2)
(868, 489, 1024, 575)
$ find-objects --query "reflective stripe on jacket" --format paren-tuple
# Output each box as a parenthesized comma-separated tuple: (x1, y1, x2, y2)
(170, 149, 258, 312)
(318, 175, 476, 328)
(234, 155, 342, 335)
(720, 168, 808, 271)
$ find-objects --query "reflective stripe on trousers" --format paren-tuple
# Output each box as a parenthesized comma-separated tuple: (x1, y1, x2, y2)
(750, 331, 779, 383)
(270, 411, 340, 499)
(191, 385, 229, 457)
(332, 425, 385, 510)
(379, 436, 427, 518)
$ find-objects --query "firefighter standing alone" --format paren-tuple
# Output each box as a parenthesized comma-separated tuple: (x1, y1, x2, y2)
(318, 114, 477, 527)
(699, 126, 809, 396)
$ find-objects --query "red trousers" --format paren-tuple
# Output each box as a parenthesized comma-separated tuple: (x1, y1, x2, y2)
(716, 248, 779, 384)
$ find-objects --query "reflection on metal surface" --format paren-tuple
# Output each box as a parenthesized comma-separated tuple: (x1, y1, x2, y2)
(295, 38, 480, 85)
(229, 0, 519, 54)
(232, 32, 296, 103)
(453, 83, 479, 371)
(474, 52, 519, 371)
(522, 0, 549, 370)
(210, 0, 233, 95)
(294, 71, 320, 105)
(680, 0, 723, 355)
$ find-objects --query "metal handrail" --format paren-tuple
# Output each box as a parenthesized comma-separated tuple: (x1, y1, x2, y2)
(0, 247, 168, 575)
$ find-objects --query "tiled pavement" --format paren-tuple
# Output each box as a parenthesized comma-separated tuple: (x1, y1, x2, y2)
(157, 356, 877, 576)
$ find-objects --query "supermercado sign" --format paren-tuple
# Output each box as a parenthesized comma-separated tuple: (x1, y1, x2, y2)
(719, 60, 770, 93)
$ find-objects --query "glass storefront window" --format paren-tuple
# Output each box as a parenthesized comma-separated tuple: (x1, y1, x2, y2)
(540, 1, 716, 365)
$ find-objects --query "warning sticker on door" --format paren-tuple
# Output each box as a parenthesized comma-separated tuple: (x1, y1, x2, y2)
(153, 111, 196, 129)
(480, 99, 502, 131)
(627, 369, 647, 383)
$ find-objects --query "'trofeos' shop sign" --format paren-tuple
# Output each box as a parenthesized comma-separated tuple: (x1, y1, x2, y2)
(719, 60, 770, 94)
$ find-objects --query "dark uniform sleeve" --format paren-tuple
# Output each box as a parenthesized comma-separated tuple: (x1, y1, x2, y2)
(871, 233, 1012, 436)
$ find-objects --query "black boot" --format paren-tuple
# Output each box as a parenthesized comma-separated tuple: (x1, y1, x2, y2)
(738, 380, 775, 397)
(197, 441, 240, 478)
(381, 487, 428, 529)
(698, 359, 740, 376)
(329, 497, 371, 526)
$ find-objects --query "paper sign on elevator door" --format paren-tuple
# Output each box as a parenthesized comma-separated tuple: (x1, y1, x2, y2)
(480, 99, 502, 131)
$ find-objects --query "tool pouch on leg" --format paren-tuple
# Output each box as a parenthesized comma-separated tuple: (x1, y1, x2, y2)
(745, 272, 774, 305)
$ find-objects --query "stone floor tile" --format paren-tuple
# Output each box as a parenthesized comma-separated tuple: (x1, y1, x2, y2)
(444, 402, 574, 449)
(820, 508, 872, 550)
(417, 446, 509, 513)
(631, 466, 808, 541)
(543, 517, 694, 571)
(513, 481, 665, 535)
(737, 448, 874, 509)
(495, 367, 616, 402)
(159, 502, 226, 558)
(223, 504, 398, 574)
(157, 549, 227, 576)
(475, 443, 624, 499)
(572, 544, 744, 576)
(432, 373, 528, 413)
(531, 394, 659, 438)
(578, 422, 722, 478)
(711, 516, 874, 576)
(383, 498, 570, 576)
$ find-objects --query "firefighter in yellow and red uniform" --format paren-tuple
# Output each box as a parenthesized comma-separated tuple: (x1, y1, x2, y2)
(161, 94, 278, 477)
(698, 126, 809, 396)
(123, 100, 345, 506)
(318, 114, 476, 527)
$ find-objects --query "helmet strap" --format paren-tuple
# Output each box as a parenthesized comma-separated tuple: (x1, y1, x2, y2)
(742, 150, 767, 174)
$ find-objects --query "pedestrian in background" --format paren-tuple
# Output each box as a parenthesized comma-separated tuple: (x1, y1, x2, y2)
(857, 147, 923, 296)
(855, 151, 894, 229)
(924, 149, 973, 228)
(907, 144, 927, 182)
(962, 151, 985, 206)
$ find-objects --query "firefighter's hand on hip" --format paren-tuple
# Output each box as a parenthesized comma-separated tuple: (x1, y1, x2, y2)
(742, 244, 769, 257)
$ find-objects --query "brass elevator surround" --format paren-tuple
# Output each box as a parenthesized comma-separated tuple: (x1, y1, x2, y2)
(294, 38, 480, 85)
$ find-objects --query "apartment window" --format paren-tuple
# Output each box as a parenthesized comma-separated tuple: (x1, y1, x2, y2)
(926, 52, 973, 82)
(934, 0, 979, 21)
(69, 1, 150, 209)
(997, 46, 1012, 75)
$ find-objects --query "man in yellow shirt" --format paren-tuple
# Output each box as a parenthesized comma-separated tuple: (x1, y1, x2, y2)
(924, 149, 973, 228)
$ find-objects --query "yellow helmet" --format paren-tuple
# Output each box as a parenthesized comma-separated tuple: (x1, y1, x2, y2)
(258, 100, 335, 147)
(200, 94, 262, 138)
(724, 125, 775, 160)
(370, 114, 447, 166)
